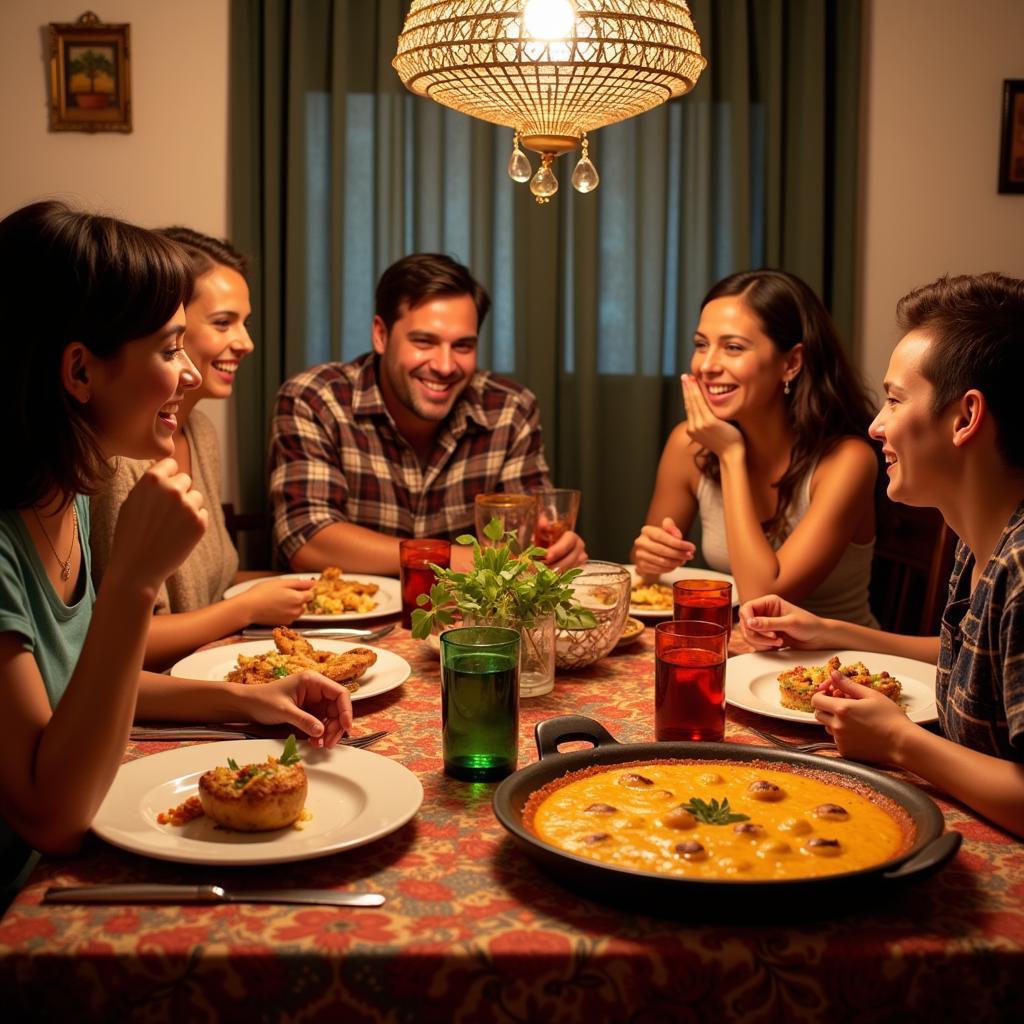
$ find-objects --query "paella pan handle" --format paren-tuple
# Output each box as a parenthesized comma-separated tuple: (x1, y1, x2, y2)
(881, 831, 962, 882)
(535, 716, 621, 760)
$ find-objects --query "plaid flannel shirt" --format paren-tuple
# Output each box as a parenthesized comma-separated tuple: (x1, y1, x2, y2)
(269, 353, 551, 561)
(936, 499, 1024, 760)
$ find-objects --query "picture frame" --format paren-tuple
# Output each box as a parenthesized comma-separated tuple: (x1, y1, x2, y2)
(49, 11, 131, 133)
(998, 79, 1024, 194)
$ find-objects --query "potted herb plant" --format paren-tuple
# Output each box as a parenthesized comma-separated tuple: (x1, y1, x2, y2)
(411, 518, 596, 696)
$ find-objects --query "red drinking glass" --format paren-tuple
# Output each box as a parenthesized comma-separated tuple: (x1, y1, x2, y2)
(399, 539, 451, 630)
(654, 620, 728, 742)
(672, 578, 733, 637)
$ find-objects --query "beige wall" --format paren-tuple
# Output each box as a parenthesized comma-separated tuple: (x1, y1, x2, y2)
(0, 0, 235, 494)
(857, 0, 1024, 398)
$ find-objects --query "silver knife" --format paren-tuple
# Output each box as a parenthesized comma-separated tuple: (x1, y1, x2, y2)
(44, 884, 385, 908)
(241, 623, 396, 641)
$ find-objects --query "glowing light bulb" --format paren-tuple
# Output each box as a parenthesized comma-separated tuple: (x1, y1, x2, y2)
(523, 0, 575, 40)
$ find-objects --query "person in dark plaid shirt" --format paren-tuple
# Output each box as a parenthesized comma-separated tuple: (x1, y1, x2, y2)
(269, 254, 587, 576)
(739, 273, 1024, 837)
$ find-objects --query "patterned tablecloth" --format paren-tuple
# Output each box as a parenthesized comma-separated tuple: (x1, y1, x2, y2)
(1, 624, 1022, 1022)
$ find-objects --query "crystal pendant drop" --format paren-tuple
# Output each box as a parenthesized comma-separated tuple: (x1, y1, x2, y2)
(507, 147, 532, 182)
(530, 164, 558, 203)
(571, 155, 599, 193)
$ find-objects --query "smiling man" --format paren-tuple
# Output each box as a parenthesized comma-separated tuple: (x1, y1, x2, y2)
(740, 272, 1024, 837)
(269, 254, 586, 575)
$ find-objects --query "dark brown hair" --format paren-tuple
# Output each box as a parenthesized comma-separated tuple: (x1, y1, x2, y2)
(157, 226, 248, 281)
(696, 269, 876, 543)
(375, 253, 490, 333)
(0, 200, 191, 508)
(896, 272, 1024, 469)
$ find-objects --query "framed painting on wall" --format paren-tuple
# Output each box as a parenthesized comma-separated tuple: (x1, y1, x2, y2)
(998, 79, 1024, 194)
(49, 11, 131, 133)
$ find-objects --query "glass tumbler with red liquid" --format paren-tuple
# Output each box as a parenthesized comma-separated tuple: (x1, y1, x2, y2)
(654, 620, 729, 742)
(672, 578, 733, 636)
(533, 488, 580, 549)
(399, 539, 451, 630)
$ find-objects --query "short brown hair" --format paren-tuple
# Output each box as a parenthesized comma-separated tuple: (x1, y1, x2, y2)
(896, 272, 1024, 468)
(0, 200, 191, 507)
(157, 226, 248, 281)
(375, 253, 490, 333)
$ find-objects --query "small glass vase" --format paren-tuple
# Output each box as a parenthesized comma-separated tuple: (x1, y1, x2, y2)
(462, 611, 555, 698)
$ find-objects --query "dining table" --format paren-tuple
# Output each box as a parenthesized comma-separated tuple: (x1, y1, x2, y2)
(0, 616, 1021, 1023)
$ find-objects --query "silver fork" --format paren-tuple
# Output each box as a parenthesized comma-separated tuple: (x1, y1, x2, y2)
(744, 725, 838, 754)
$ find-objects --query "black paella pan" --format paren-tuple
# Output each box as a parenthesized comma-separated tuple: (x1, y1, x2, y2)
(492, 716, 961, 911)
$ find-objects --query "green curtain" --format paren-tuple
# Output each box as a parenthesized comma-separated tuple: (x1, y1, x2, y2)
(229, 0, 861, 566)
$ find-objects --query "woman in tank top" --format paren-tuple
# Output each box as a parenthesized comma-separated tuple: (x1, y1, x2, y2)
(631, 269, 879, 626)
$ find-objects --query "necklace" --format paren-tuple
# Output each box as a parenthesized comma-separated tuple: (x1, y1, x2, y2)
(32, 502, 78, 581)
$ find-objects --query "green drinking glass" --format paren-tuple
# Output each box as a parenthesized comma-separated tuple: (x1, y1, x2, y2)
(440, 626, 521, 782)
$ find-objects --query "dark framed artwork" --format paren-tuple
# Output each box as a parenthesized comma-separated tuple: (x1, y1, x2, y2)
(998, 79, 1024, 194)
(49, 11, 131, 133)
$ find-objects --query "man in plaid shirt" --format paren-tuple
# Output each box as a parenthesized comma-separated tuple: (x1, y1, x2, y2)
(269, 253, 587, 576)
(739, 273, 1024, 838)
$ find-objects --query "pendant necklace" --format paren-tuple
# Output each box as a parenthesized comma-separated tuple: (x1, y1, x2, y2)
(32, 502, 78, 581)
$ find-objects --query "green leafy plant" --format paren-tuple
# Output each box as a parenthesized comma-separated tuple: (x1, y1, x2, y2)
(682, 797, 749, 825)
(410, 517, 597, 639)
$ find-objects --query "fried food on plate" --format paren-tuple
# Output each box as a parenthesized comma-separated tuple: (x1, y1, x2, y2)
(631, 582, 674, 610)
(305, 566, 379, 615)
(777, 655, 903, 713)
(226, 626, 377, 692)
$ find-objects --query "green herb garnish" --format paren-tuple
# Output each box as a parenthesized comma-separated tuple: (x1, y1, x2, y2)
(279, 734, 301, 766)
(683, 797, 749, 825)
(410, 517, 598, 639)
(272, 664, 288, 678)
(227, 757, 239, 770)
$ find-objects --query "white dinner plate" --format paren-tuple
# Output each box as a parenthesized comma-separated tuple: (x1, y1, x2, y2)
(624, 564, 738, 618)
(92, 740, 423, 866)
(171, 640, 410, 703)
(725, 649, 938, 726)
(222, 573, 401, 624)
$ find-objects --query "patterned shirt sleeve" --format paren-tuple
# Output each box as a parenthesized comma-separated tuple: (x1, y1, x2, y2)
(269, 378, 351, 561)
(497, 389, 552, 493)
(1002, 593, 1024, 751)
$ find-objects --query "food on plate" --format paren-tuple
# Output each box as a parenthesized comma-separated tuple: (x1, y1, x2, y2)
(226, 626, 376, 691)
(305, 566, 379, 615)
(630, 582, 673, 611)
(777, 655, 903, 713)
(524, 759, 914, 880)
(159, 736, 310, 832)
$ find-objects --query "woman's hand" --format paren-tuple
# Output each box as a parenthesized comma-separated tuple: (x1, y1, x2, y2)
(239, 577, 317, 626)
(108, 458, 208, 592)
(739, 594, 834, 650)
(542, 530, 587, 572)
(633, 517, 696, 577)
(811, 670, 917, 763)
(243, 670, 354, 748)
(681, 374, 744, 457)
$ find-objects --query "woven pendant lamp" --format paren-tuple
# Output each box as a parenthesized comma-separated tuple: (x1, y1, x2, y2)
(393, 0, 707, 203)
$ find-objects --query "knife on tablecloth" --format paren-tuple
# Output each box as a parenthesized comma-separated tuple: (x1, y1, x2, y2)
(44, 884, 385, 908)
(241, 623, 396, 641)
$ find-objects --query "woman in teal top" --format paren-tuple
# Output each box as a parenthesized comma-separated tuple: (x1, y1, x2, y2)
(0, 202, 354, 878)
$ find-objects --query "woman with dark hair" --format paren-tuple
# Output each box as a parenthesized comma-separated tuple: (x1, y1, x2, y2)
(0, 202, 352, 879)
(632, 269, 878, 626)
(90, 227, 312, 669)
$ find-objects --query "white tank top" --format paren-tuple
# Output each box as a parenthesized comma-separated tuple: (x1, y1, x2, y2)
(696, 468, 878, 628)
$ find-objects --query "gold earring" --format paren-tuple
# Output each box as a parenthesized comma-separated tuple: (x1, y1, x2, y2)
(784, 379, 791, 396)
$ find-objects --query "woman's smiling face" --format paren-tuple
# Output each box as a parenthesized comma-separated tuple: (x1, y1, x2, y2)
(690, 296, 795, 420)
(183, 265, 253, 401)
(84, 305, 201, 459)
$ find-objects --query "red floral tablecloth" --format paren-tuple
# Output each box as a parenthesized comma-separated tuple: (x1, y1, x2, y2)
(1, 626, 1022, 1022)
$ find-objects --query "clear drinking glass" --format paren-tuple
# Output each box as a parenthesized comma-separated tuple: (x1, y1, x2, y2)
(474, 493, 537, 550)
(440, 626, 521, 781)
(533, 488, 580, 548)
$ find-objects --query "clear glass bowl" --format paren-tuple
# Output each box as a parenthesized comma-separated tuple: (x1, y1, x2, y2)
(555, 561, 631, 670)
